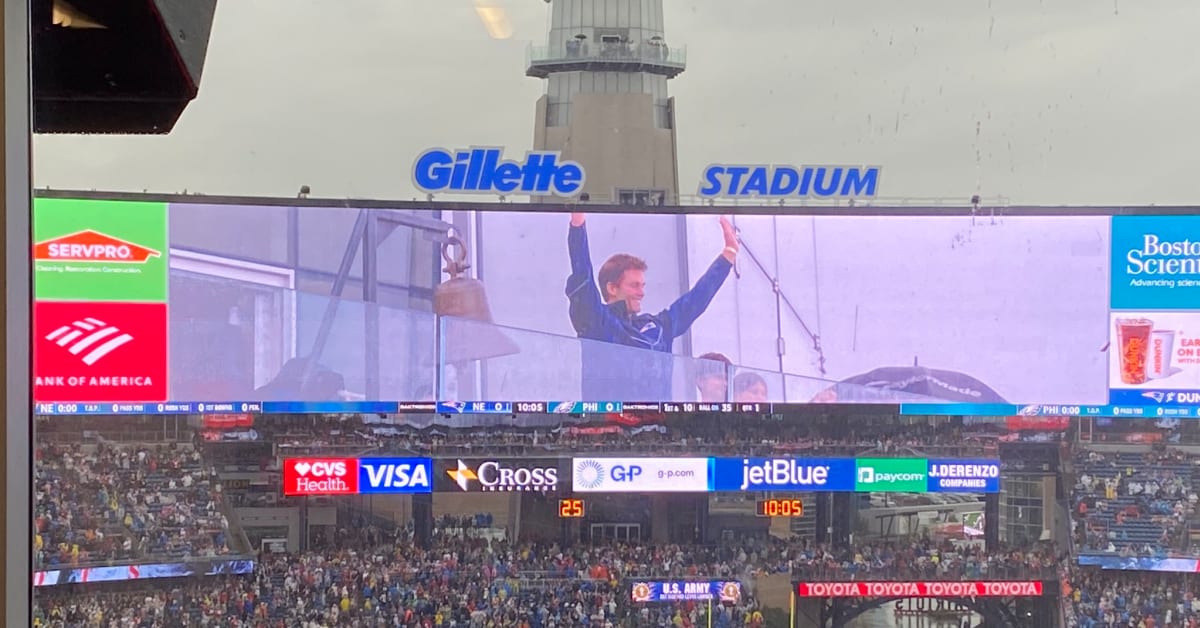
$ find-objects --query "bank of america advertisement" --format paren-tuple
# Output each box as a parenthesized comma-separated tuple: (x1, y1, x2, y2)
(29, 193, 1200, 411)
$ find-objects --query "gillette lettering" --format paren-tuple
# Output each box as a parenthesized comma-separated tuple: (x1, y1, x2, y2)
(740, 459, 829, 490)
(1126, 235, 1200, 276)
(412, 148, 585, 197)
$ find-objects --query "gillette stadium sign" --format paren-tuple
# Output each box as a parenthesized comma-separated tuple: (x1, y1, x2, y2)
(412, 147, 585, 197)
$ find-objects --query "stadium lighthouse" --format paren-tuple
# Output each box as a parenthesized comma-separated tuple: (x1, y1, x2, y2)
(526, 0, 686, 205)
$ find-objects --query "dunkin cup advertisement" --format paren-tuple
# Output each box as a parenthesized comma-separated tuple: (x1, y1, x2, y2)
(1109, 313, 1200, 399)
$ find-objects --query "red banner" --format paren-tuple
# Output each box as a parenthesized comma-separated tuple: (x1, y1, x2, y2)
(202, 414, 254, 429)
(282, 458, 359, 496)
(1005, 416, 1070, 431)
(795, 581, 1043, 598)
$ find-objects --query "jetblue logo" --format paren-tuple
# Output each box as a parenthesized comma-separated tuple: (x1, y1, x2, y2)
(358, 458, 433, 494)
(740, 459, 830, 490)
(712, 457, 855, 492)
(412, 147, 585, 197)
(698, 165, 880, 199)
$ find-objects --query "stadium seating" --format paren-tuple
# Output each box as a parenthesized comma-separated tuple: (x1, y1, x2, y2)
(1072, 448, 1198, 556)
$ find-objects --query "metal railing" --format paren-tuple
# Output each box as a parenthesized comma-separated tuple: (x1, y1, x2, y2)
(526, 42, 686, 72)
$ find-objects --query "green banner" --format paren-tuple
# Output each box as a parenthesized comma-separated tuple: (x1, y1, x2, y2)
(33, 198, 169, 302)
(855, 458, 927, 492)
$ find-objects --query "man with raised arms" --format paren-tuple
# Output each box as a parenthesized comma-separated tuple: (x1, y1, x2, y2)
(564, 212, 738, 401)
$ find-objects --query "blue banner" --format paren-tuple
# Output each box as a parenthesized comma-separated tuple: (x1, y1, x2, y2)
(1109, 389, 1200, 407)
(926, 459, 1001, 493)
(34, 559, 255, 587)
(631, 581, 743, 603)
(1076, 554, 1200, 573)
(357, 457, 434, 494)
(1110, 215, 1200, 310)
(710, 457, 856, 492)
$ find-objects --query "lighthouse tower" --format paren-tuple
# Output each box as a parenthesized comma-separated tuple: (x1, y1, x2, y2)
(526, 0, 686, 205)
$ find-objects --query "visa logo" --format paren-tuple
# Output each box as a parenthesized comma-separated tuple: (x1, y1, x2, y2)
(360, 459, 432, 493)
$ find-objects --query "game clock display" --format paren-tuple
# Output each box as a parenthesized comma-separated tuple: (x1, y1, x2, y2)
(558, 498, 585, 518)
(756, 498, 803, 517)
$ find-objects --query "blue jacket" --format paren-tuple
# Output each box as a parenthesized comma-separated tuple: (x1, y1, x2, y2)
(564, 224, 732, 401)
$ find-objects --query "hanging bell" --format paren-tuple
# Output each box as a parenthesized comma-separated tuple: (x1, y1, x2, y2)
(434, 236, 519, 364)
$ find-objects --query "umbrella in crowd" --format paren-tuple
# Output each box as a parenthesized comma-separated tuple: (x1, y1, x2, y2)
(812, 360, 1009, 404)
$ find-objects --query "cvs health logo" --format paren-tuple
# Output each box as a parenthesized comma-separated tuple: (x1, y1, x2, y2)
(283, 458, 360, 496)
(34, 301, 168, 403)
(358, 458, 433, 494)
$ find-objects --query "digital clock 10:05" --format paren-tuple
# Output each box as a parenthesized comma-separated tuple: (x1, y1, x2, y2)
(756, 498, 803, 517)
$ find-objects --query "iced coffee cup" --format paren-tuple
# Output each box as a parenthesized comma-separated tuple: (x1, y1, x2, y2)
(1115, 318, 1154, 385)
(1148, 330, 1176, 380)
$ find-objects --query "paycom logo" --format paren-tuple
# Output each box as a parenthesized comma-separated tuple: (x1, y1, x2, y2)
(1110, 215, 1200, 310)
(855, 458, 927, 493)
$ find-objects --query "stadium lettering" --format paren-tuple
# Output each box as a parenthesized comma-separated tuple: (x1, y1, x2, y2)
(1126, 235, 1200, 276)
(698, 165, 879, 199)
(412, 147, 585, 197)
(740, 459, 829, 490)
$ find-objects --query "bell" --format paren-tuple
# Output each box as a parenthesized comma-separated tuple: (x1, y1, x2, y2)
(434, 237, 520, 364)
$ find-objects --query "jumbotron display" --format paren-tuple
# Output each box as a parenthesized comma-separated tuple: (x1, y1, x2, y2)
(30, 192, 1200, 417)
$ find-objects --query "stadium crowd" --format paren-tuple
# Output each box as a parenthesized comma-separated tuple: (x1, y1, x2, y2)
(35, 441, 235, 569)
(1065, 570, 1200, 628)
(34, 522, 1070, 628)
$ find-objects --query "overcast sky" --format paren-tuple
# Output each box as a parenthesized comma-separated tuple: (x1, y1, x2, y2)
(31, 0, 1200, 206)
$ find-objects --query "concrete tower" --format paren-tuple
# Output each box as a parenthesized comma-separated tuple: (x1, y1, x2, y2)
(527, 0, 686, 205)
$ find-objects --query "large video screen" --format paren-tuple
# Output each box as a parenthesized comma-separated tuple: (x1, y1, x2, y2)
(31, 193, 1200, 417)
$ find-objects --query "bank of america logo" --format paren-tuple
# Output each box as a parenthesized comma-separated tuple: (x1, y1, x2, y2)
(44, 318, 133, 366)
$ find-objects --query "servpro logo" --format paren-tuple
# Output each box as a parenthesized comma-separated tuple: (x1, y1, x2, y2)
(34, 230, 162, 264)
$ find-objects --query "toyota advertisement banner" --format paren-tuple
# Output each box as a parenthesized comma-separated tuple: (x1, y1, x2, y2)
(795, 582, 1044, 598)
(281, 456, 1000, 496)
(30, 195, 1200, 417)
